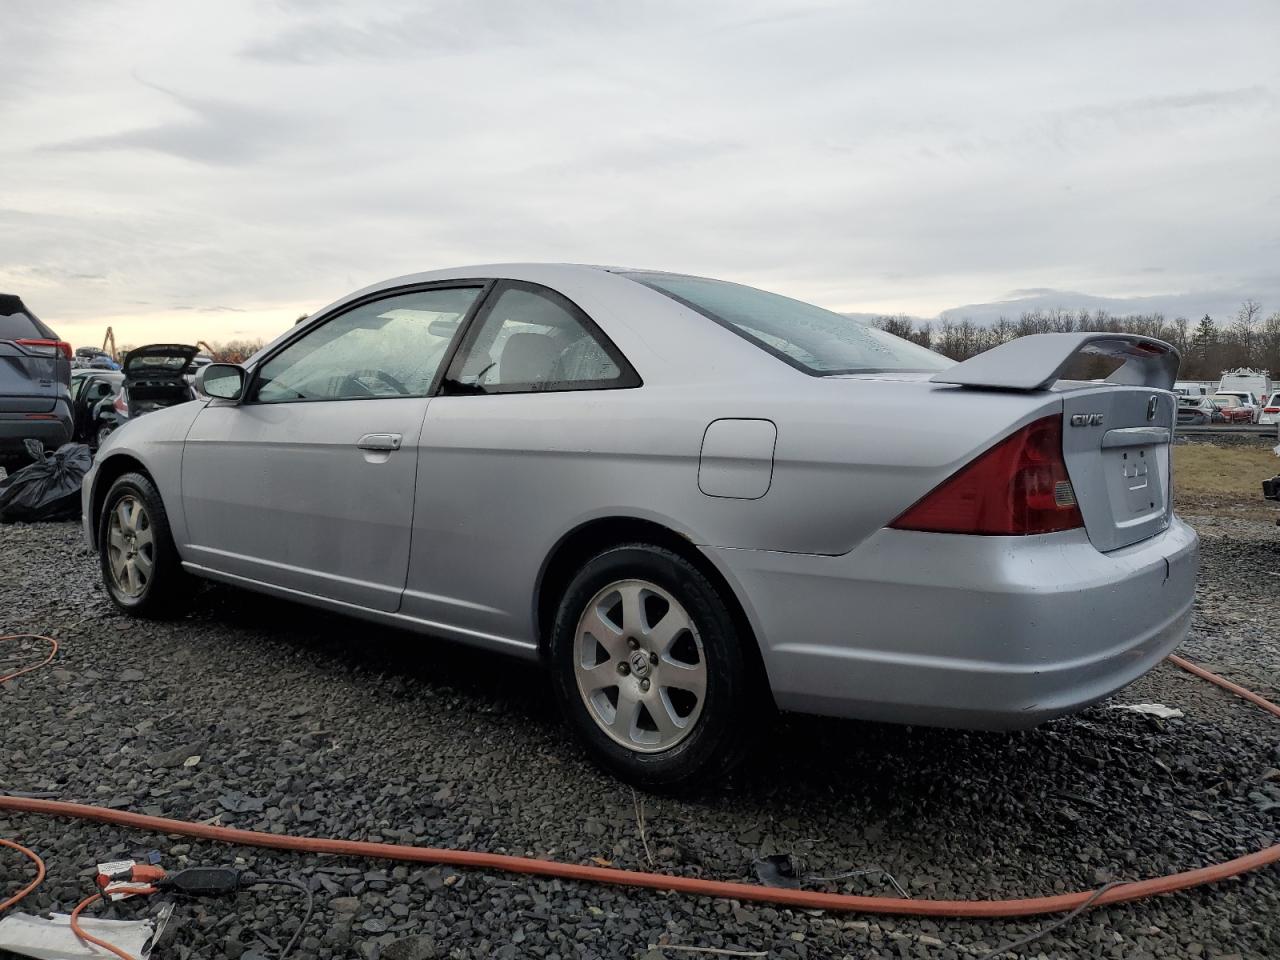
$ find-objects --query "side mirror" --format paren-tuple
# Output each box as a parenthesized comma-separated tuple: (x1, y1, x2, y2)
(194, 363, 247, 402)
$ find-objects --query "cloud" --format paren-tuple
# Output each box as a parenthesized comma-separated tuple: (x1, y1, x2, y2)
(45, 80, 309, 165)
(242, 0, 617, 64)
(0, 0, 1277, 341)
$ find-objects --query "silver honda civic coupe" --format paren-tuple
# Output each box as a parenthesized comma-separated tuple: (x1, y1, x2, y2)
(83, 264, 1198, 788)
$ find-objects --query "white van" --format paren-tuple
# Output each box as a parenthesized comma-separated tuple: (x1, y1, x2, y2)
(1218, 368, 1273, 402)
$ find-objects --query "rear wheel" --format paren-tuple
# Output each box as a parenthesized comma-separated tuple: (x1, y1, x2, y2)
(98, 472, 192, 617)
(550, 543, 758, 791)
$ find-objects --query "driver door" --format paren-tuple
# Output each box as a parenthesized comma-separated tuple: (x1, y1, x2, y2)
(180, 284, 485, 611)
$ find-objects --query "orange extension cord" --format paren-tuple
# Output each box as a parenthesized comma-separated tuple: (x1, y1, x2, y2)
(0, 839, 44, 913)
(0, 650, 1276, 951)
(0, 633, 58, 684)
(69, 891, 155, 960)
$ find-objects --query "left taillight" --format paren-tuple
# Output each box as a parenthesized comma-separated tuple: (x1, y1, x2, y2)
(890, 415, 1085, 536)
(15, 338, 73, 359)
(114, 391, 128, 416)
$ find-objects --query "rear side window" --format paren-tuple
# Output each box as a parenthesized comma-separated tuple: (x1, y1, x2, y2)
(0, 296, 51, 340)
(443, 282, 639, 394)
(624, 272, 952, 376)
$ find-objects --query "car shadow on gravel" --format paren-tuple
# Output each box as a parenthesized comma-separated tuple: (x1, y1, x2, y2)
(181, 581, 1272, 856)
(186, 582, 563, 728)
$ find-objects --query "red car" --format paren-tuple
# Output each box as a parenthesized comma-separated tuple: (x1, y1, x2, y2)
(1209, 395, 1253, 423)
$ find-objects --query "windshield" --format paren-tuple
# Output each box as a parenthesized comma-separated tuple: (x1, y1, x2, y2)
(623, 272, 952, 375)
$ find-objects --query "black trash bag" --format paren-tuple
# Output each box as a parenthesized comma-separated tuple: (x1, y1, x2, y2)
(0, 439, 93, 522)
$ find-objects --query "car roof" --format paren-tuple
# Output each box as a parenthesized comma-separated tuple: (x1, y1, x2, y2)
(251, 263, 793, 388)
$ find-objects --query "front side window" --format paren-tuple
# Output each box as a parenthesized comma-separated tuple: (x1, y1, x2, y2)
(624, 272, 952, 376)
(252, 286, 481, 402)
(443, 282, 639, 394)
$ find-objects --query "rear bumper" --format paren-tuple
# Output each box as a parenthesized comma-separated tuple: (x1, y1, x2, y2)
(0, 411, 72, 453)
(703, 518, 1199, 729)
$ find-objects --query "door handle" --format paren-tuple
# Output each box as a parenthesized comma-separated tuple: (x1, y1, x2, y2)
(357, 433, 402, 452)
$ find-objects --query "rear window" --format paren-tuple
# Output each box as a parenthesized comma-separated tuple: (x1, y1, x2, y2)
(0, 296, 53, 340)
(624, 272, 952, 376)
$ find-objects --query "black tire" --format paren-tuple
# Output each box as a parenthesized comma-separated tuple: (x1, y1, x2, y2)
(98, 471, 193, 617)
(95, 423, 113, 448)
(549, 543, 760, 791)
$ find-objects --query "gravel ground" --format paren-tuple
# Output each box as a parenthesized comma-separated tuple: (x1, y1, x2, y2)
(2, 512, 1278, 959)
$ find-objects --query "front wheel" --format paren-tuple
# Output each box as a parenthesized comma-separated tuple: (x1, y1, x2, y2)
(549, 544, 760, 791)
(98, 472, 192, 617)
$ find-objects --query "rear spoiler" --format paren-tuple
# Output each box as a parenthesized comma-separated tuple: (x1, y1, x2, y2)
(930, 333, 1179, 392)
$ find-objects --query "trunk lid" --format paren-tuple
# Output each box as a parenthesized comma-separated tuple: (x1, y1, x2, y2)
(931, 332, 1181, 553)
(1059, 385, 1174, 551)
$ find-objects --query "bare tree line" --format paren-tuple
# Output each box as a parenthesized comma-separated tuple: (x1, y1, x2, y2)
(874, 300, 1280, 380)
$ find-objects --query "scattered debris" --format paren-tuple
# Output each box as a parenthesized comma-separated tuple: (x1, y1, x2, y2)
(1110, 702, 1185, 719)
(751, 853, 802, 889)
(751, 854, 909, 899)
(632, 788, 654, 867)
(217, 793, 267, 813)
(0, 903, 171, 960)
(646, 946, 767, 958)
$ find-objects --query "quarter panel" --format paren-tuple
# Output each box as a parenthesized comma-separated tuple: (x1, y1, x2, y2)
(404, 379, 1060, 648)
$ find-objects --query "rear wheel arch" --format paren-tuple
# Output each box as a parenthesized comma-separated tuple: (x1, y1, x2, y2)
(534, 516, 773, 701)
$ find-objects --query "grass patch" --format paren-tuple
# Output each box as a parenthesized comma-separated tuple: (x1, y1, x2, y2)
(1173, 442, 1279, 516)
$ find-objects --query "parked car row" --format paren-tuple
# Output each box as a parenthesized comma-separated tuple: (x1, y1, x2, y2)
(2, 292, 199, 464)
(73, 346, 120, 370)
(1176, 393, 1257, 425)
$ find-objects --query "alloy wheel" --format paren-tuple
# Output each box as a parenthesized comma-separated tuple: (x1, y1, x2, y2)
(106, 495, 154, 599)
(573, 578, 707, 753)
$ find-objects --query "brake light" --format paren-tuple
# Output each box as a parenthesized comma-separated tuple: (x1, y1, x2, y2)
(1266, 407, 1280, 414)
(15, 338, 73, 359)
(114, 392, 129, 416)
(890, 415, 1085, 535)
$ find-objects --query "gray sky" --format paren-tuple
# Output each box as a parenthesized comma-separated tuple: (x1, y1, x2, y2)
(2, 0, 1278, 347)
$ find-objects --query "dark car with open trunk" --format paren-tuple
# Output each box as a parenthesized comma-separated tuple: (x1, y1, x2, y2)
(95, 344, 197, 441)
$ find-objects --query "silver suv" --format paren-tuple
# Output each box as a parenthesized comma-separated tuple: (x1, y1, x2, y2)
(0, 294, 73, 465)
